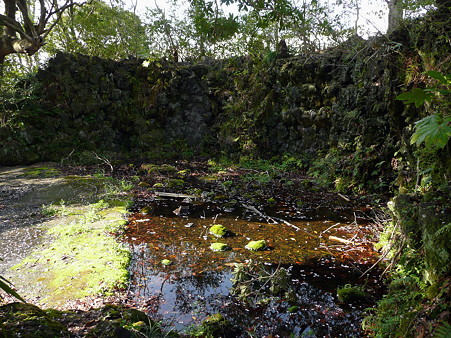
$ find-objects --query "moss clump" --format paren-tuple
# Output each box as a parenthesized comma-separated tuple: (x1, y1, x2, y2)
(22, 167, 60, 178)
(245, 240, 266, 251)
(267, 197, 276, 205)
(167, 179, 185, 187)
(337, 284, 369, 303)
(210, 243, 229, 252)
(209, 224, 228, 238)
(0, 302, 69, 337)
(161, 259, 172, 266)
(140, 164, 177, 175)
(287, 305, 299, 313)
(188, 313, 234, 337)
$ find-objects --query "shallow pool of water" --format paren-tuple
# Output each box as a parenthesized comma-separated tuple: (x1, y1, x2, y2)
(124, 193, 383, 336)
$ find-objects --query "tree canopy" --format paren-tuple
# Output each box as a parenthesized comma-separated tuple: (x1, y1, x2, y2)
(0, 0, 445, 74)
(45, 0, 149, 59)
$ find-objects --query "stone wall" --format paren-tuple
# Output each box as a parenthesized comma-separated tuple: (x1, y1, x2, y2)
(1, 11, 449, 181)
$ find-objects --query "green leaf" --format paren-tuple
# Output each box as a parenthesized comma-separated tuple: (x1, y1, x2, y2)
(427, 70, 447, 84)
(0, 276, 26, 302)
(411, 115, 451, 149)
(396, 88, 434, 107)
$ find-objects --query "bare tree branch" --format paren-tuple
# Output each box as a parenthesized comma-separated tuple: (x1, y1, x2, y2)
(0, 14, 30, 39)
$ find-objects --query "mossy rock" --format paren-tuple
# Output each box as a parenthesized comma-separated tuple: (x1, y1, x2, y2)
(0, 302, 69, 337)
(161, 259, 172, 266)
(167, 179, 185, 187)
(209, 224, 229, 238)
(100, 304, 149, 323)
(210, 243, 229, 252)
(22, 167, 60, 178)
(287, 305, 299, 313)
(140, 206, 153, 214)
(267, 197, 277, 205)
(86, 320, 134, 337)
(337, 285, 369, 303)
(140, 164, 177, 175)
(87, 305, 156, 337)
(198, 313, 235, 337)
(245, 240, 266, 251)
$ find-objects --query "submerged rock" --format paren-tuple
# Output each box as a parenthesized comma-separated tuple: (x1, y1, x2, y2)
(199, 313, 234, 337)
(337, 284, 369, 303)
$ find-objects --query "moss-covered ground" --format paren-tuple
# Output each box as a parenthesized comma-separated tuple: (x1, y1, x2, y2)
(12, 200, 130, 307)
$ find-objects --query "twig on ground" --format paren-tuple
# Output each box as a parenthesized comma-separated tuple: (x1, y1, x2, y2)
(93, 152, 113, 173)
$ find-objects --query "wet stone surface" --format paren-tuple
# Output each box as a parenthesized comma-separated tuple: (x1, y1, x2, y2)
(0, 166, 63, 272)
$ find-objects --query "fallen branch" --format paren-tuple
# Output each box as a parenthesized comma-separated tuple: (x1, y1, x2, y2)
(319, 222, 340, 237)
(328, 235, 354, 245)
(243, 204, 278, 224)
(338, 193, 351, 202)
(93, 152, 113, 172)
(243, 204, 314, 236)
(360, 221, 399, 278)
(154, 192, 196, 199)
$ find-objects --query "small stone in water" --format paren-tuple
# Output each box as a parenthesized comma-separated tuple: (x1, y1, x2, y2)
(209, 224, 228, 238)
(161, 259, 172, 266)
(245, 240, 266, 251)
(210, 243, 229, 252)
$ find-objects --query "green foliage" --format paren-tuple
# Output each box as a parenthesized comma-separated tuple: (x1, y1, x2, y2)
(434, 321, 451, 338)
(397, 87, 435, 107)
(308, 144, 389, 193)
(410, 114, 451, 149)
(364, 277, 425, 337)
(186, 313, 232, 337)
(397, 70, 451, 150)
(0, 72, 41, 128)
(42, 200, 67, 217)
(45, 0, 149, 59)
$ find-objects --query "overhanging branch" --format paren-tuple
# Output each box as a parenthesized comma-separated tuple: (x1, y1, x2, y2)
(0, 14, 31, 40)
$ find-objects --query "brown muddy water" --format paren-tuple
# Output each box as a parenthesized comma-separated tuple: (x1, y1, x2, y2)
(124, 191, 384, 337)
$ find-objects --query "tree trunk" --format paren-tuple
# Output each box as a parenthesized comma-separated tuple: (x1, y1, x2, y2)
(0, 35, 42, 66)
(387, 0, 404, 33)
(3, 0, 17, 36)
(0, 54, 5, 78)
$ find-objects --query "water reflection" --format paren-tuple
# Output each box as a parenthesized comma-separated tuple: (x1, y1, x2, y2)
(125, 195, 382, 336)
(129, 242, 233, 329)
